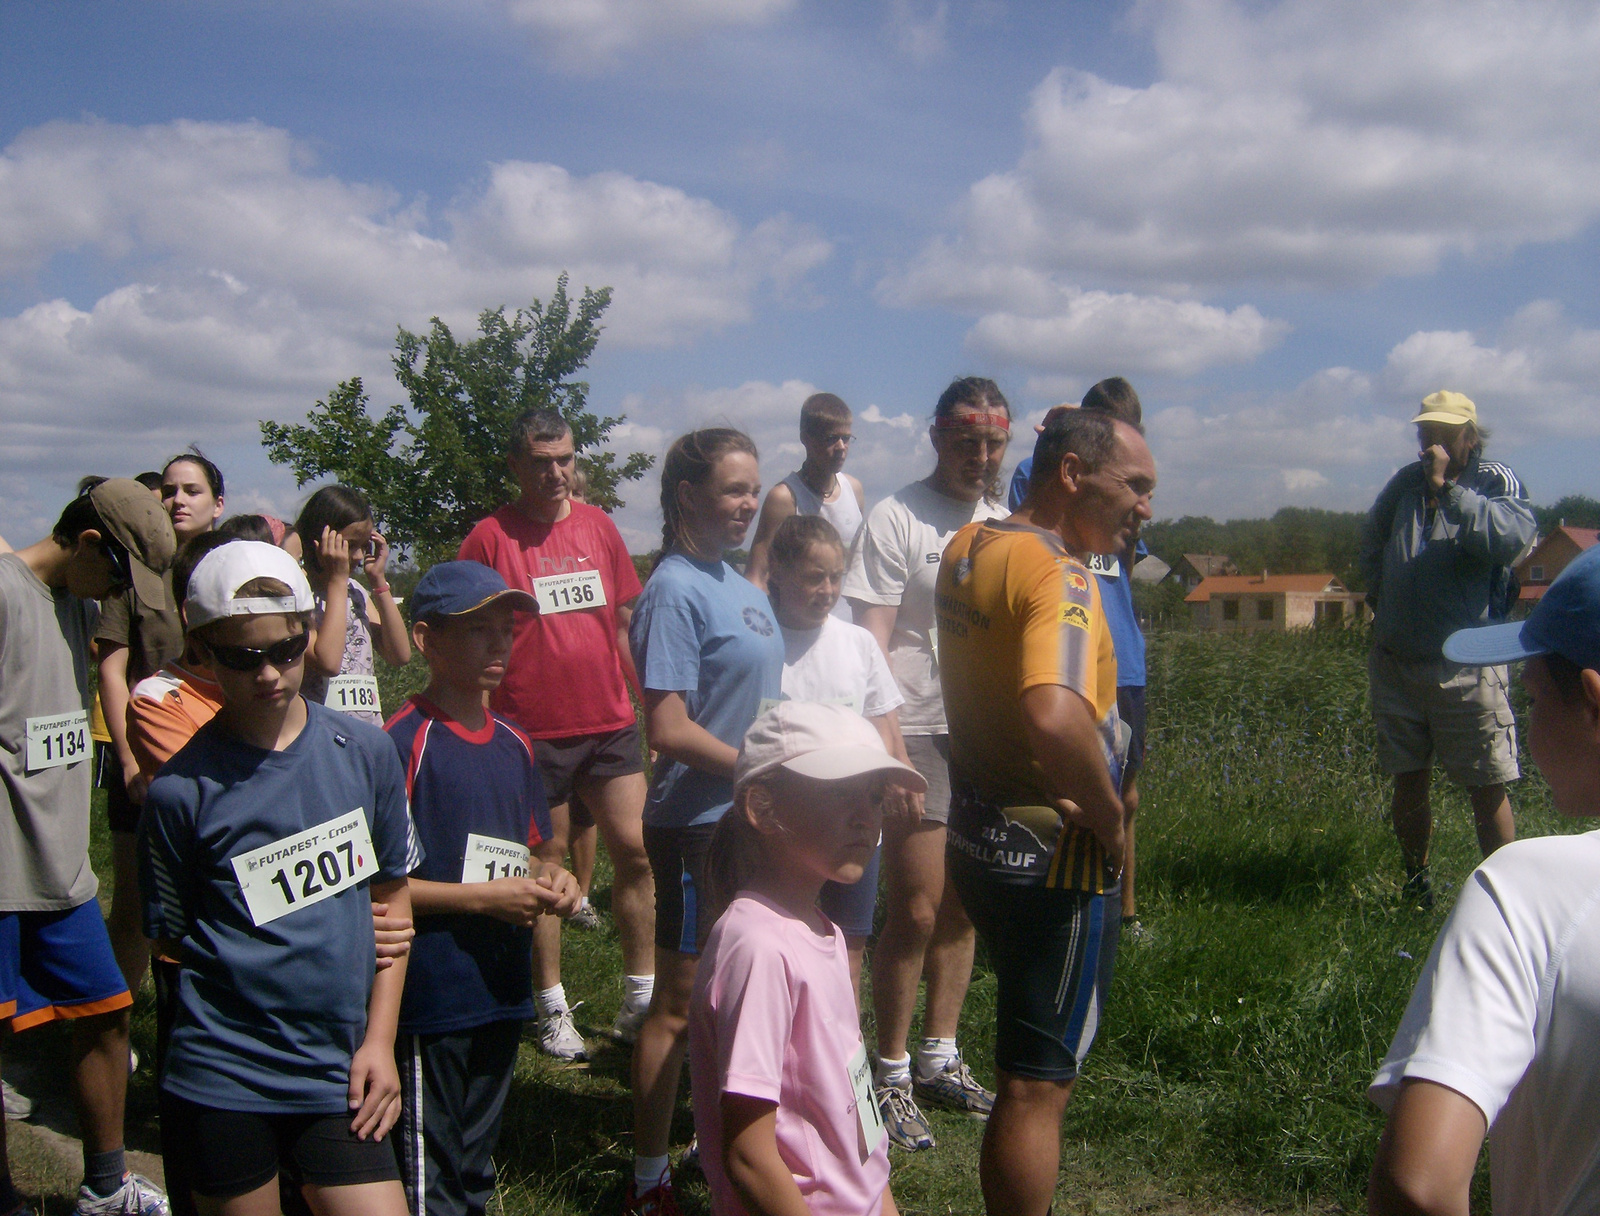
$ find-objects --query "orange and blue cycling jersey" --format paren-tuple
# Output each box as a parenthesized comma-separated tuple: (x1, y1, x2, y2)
(936, 519, 1126, 892)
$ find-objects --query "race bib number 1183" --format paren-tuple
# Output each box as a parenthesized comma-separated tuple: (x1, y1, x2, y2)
(326, 674, 381, 715)
(230, 809, 377, 926)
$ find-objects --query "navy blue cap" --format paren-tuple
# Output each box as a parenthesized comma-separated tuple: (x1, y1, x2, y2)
(1443, 545, 1600, 671)
(410, 561, 538, 621)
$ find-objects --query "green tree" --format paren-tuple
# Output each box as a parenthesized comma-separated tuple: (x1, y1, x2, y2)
(1533, 495, 1600, 534)
(261, 276, 654, 566)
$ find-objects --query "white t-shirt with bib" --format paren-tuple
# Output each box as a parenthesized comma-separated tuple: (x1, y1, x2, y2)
(841, 480, 1006, 735)
(1369, 829, 1600, 1216)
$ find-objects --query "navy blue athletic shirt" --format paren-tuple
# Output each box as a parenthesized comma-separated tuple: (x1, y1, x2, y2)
(386, 695, 552, 1033)
(141, 701, 419, 1113)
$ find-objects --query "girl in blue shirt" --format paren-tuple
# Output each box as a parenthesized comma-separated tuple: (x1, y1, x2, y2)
(625, 429, 784, 1214)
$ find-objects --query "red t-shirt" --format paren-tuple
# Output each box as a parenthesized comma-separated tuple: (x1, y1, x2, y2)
(458, 502, 643, 739)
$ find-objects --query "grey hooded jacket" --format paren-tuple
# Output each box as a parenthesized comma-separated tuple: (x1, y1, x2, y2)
(1359, 453, 1537, 661)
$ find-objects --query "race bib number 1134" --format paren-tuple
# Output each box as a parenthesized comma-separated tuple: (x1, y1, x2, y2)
(230, 809, 377, 926)
(26, 711, 89, 772)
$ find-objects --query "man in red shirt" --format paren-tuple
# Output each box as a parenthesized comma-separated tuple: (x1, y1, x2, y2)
(459, 410, 654, 1058)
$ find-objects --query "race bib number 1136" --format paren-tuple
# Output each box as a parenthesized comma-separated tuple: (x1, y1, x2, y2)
(230, 809, 377, 926)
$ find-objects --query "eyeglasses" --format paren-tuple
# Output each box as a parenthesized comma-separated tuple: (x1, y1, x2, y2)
(203, 632, 310, 673)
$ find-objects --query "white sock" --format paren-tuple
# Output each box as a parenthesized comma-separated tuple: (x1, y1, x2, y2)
(624, 974, 655, 1011)
(875, 1054, 912, 1088)
(577, 896, 592, 912)
(916, 1037, 958, 1079)
(634, 1154, 670, 1193)
(536, 984, 569, 1019)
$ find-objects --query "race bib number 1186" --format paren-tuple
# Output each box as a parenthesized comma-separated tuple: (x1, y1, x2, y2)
(230, 809, 377, 926)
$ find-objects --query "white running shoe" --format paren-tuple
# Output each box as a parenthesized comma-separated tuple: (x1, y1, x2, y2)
(73, 1173, 169, 1216)
(609, 1001, 648, 1046)
(2, 1077, 32, 1121)
(537, 1007, 589, 1061)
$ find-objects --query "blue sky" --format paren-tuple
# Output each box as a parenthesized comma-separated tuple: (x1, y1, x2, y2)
(4, 0, 1599, 551)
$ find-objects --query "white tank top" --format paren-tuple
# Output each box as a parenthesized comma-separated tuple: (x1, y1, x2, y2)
(781, 471, 864, 549)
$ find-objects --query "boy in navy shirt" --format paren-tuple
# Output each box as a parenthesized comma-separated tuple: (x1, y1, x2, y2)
(387, 562, 579, 1216)
(141, 541, 419, 1216)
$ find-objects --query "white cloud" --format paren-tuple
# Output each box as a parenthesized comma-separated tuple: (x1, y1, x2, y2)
(887, 0, 949, 64)
(1132, 299, 1600, 520)
(0, 118, 831, 530)
(898, 0, 1600, 296)
(880, 0, 1600, 384)
(965, 289, 1286, 377)
(498, 0, 795, 64)
(1383, 301, 1600, 440)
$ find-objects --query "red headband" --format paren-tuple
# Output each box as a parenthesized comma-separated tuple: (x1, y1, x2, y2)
(934, 411, 1011, 432)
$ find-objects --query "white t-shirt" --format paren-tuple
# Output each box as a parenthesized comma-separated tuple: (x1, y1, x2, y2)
(841, 479, 1006, 735)
(1369, 829, 1600, 1216)
(775, 616, 904, 719)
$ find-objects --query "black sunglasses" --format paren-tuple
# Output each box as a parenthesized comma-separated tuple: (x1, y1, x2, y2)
(204, 632, 311, 673)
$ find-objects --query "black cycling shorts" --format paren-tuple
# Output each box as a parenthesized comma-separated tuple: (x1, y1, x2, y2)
(160, 1094, 400, 1198)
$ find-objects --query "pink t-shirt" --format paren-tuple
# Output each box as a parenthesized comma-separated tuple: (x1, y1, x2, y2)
(689, 893, 890, 1216)
(458, 502, 643, 739)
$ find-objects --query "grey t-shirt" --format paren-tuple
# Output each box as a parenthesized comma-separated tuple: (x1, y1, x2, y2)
(0, 554, 99, 910)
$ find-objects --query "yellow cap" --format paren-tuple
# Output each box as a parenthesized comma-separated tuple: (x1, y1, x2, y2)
(1412, 390, 1478, 427)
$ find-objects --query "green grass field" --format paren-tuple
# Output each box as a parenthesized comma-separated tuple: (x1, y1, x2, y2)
(19, 624, 1569, 1213)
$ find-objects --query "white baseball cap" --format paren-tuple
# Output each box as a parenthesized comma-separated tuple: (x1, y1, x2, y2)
(735, 701, 928, 793)
(185, 541, 315, 628)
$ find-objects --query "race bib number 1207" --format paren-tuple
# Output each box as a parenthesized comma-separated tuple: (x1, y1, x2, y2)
(230, 809, 377, 926)
(26, 711, 89, 772)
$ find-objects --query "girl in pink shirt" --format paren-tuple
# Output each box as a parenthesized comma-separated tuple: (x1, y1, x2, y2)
(689, 702, 926, 1216)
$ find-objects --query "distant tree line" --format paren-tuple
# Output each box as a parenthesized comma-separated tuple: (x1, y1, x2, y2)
(1141, 494, 1600, 601)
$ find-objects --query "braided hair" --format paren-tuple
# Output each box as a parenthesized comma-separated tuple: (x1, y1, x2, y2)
(654, 428, 759, 570)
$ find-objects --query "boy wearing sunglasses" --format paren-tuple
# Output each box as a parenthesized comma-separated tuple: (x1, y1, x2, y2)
(139, 541, 420, 1216)
(0, 479, 173, 1216)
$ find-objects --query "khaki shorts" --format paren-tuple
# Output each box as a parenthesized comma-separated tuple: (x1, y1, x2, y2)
(904, 733, 953, 825)
(1368, 648, 1520, 786)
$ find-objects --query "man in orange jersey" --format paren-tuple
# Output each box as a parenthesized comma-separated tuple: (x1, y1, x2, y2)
(935, 408, 1155, 1216)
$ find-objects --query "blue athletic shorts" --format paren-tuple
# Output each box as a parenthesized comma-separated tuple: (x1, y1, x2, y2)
(950, 863, 1120, 1081)
(0, 900, 132, 1031)
(817, 843, 882, 939)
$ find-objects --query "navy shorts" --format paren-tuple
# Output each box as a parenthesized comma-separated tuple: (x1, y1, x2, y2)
(950, 863, 1120, 1081)
(1118, 685, 1148, 782)
(0, 900, 133, 1031)
(161, 1095, 401, 1198)
(643, 821, 718, 956)
(818, 843, 882, 939)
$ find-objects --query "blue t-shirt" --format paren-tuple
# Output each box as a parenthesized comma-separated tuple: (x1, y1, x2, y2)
(141, 701, 420, 1113)
(1008, 458, 1147, 687)
(386, 695, 551, 1034)
(629, 554, 784, 828)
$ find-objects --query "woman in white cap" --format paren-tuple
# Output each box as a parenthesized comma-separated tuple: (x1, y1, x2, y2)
(689, 702, 926, 1216)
